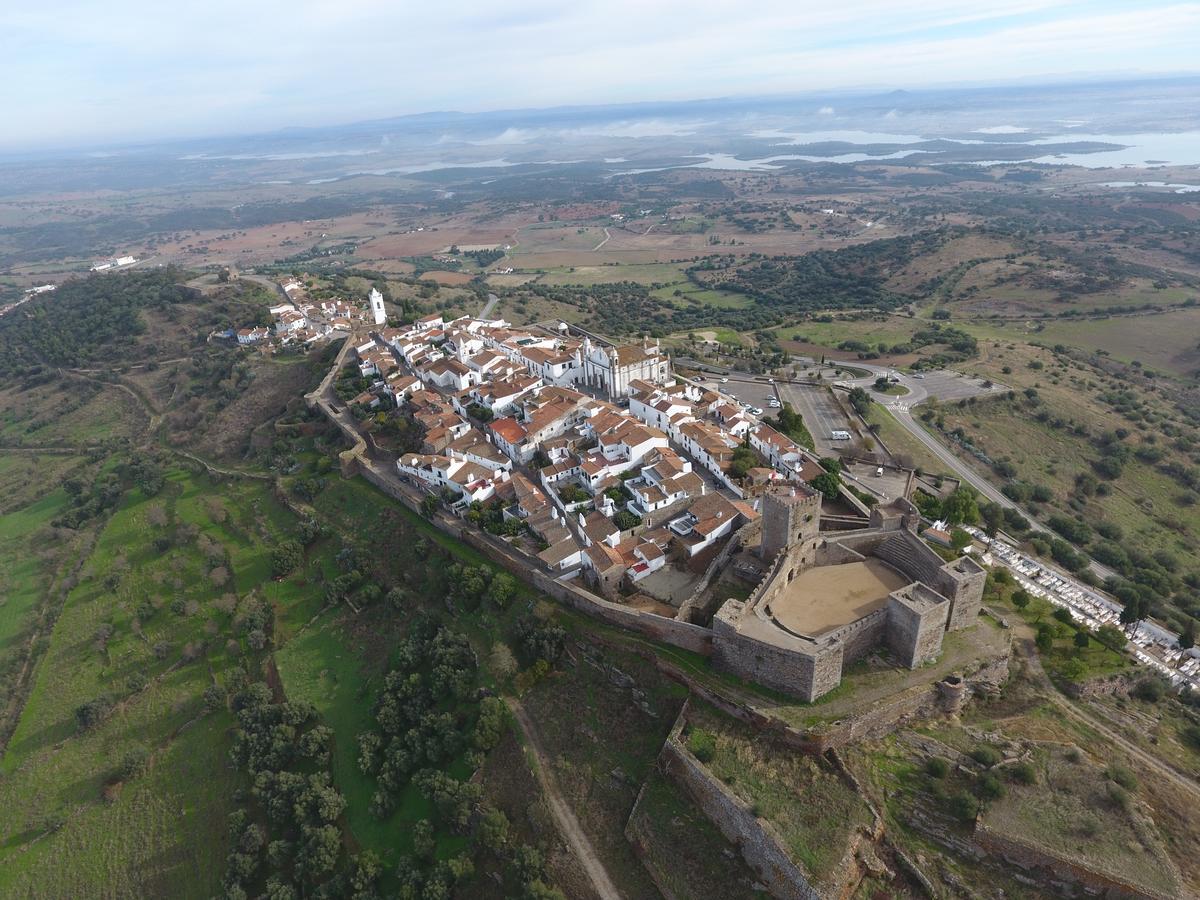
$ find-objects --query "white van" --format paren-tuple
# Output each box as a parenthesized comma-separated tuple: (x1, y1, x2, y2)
(830, 430, 851, 441)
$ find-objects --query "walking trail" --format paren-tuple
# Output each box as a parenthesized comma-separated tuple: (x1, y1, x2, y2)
(506, 699, 622, 900)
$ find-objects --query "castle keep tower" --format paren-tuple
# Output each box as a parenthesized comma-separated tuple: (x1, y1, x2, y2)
(760, 485, 821, 563)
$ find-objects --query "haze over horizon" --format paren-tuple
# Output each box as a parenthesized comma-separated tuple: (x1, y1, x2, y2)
(6, 0, 1200, 149)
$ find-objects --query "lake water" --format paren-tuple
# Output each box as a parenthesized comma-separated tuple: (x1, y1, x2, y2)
(1098, 181, 1200, 193)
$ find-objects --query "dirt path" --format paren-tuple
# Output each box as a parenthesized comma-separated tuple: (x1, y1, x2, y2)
(592, 228, 611, 251)
(506, 699, 622, 900)
(168, 448, 273, 481)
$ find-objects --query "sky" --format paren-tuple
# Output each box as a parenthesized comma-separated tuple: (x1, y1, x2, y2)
(4, 0, 1200, 148)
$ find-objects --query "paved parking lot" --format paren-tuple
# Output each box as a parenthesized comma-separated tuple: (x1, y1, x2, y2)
(775, 381, 854, 455)
(843, 461, 910, 503)
(911, 370, 1005, 403)
(696, 373, 779, 414)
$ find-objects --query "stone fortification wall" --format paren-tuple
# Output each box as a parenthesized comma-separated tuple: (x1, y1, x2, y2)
(825, 607, 888, 665)
(592, 628, 1010, 756)
(354, 460, 715, 656)
(826, 529, 889, 557)
(886, 588, 949, 668)
(812, 541, 866, 567)
(973, 822, 1181, 900)
(660, 703, 823, 900)
(712, 606, 841, 702)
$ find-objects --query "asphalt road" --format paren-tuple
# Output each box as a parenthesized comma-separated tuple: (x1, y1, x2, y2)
(480, 292, 500, 319)
(817, 357, 1117, 582)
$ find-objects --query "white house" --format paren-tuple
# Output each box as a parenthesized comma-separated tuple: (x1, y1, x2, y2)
(236, 326, 271, 345)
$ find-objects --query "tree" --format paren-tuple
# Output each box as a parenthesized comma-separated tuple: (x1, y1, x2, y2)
(809, 471, 841, 500)
(1179, 618, 1196, 651)
(941, 487, 980, 526)
(1073, 630, 1090, 649)
(489, 642, 517, 681)
(981, 502, 1003, 539)
(476, 807, 510, 853)
(1119, 601, 1140, 633)
(486, 573, 517, 609)
(1096, 624, 1127, 652)
(297, 823, 341, 882)
(271, 540, 303, 577)
(472, 697, 507, 751)
(1011, 589, 1030, 611)
(1035, 624, 1055, 653)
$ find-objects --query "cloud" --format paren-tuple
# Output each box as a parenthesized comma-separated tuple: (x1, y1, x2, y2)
(818, 107, 835, 116)
(2, 0, 1199, 147)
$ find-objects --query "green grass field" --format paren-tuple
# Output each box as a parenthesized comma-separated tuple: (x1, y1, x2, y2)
(0, 454, 97, 740)
(861, 404, 951, 477)
(0, 467, 310, 898)
(963, 306, 1200, 379)
(0, 382, 146, 447)
(771, 315, 921, 351)
(272, 471, 534, 872)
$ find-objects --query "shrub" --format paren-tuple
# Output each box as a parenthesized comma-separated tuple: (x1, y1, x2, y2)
(75, 696, 113, 731)
(925, 757, 950, 779)
(687, 728, 717, 763)
(976, 773, 1005, 801)
(118, 746, 150, 781)
(1105, 763, 1138, 791)
(971, 746, 1001, 767)
(1132, 677, 1165, 703)
(947, 791, 979, 822)
(1106, 782, 1131, 812)
(612, 509, 642, 531)
(1181, 723, 1200, 751)
(1008, 761, 1037, 785)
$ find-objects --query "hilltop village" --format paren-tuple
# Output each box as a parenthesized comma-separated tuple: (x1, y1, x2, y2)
(279, 283, 1015, 715)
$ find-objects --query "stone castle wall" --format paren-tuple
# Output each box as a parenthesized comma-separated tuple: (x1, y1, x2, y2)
(712, 608, 841, 702)
(354, 459, 716, 656)
(885, 591, 949, 668)
(974, 821, 1181, 900)
(660, 704, 824, 900)
(825, 607, 889, 665)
